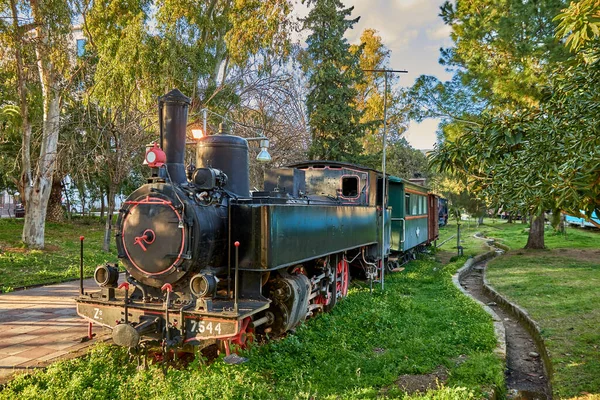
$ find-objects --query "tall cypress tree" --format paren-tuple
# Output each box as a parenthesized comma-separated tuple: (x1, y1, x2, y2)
(303, 0, 365, 161)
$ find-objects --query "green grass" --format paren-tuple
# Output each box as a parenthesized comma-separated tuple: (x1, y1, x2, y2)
(484, 226, 600, 399)
(476, 219, 599, 250)
(436, 218, 493, 258)
(0, 218, 118, 291)
(441, 219, 600, 397)
(0, 255, 504, 399)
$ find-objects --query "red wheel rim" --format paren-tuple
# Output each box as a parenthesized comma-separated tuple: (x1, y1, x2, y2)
(227, 317, 254, 354)
(337, 259, 349, 297)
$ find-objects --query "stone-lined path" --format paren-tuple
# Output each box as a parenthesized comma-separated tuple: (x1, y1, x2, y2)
(0, 278, 108, 383)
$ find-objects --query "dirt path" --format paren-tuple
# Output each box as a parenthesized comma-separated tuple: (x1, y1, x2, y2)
(460, 262, 551, 399)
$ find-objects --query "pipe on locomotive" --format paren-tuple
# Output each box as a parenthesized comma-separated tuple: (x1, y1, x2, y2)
(159, 89, 192, 184)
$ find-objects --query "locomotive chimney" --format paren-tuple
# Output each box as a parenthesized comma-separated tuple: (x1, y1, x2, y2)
(159, 89, 191, 184)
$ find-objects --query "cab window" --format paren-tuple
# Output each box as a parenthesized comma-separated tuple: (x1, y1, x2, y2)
(341, 176, 359, 197)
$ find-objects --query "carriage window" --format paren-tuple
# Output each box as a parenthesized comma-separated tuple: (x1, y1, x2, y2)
(411, 194, 418, 215)
(341, 176, 359, 197)
(405, 194, 410, 214)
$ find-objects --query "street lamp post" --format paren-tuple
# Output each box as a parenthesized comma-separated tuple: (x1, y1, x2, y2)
(362, 68, 407, 291)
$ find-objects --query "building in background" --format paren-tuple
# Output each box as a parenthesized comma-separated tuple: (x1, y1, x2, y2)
(0, 191, 21, 218)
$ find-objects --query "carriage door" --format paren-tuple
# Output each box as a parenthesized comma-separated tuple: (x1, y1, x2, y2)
(428, 194, 439, 243)
(388, 180, 405, 252)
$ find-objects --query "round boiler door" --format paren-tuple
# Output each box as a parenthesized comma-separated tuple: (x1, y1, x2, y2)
(121, 198, 185, 276)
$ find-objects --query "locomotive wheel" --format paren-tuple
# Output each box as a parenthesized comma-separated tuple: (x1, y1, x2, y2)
(336, 258, 349, 298)
(218, 317, 254, 356)
(322, 261, 337, 312)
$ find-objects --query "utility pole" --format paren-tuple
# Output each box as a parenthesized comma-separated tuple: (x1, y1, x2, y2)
(362, 69, 407, 291)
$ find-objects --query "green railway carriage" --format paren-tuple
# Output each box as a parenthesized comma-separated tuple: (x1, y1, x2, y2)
(388, 177, 432, 254)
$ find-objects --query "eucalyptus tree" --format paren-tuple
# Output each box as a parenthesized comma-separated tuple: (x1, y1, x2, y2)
(1, 0, 76, 248)
(302, 0, 365, 161)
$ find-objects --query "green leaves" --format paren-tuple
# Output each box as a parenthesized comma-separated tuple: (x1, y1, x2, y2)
(422, 0, 600, 234)
(555, 0, 600, 54)
(303, 0, 365, 161)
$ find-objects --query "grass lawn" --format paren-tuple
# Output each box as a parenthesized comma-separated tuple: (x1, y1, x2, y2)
(436, 218, 494, 259)
(0, 218, 118, 291)
(481, 221, 600, 399)
(477, 220, 600, 250)
(0, 255, 504, 399)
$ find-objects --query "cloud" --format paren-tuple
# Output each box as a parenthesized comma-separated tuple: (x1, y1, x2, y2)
(392, 0, 424, 10)
(294, 0, 452, 148)
(403, 119, 442, 150)
(427, 24, 452, 41)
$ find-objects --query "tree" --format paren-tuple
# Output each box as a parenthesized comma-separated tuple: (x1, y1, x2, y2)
(2, 0, 74, 248)
(416, 0, 578, 249)
(227, 55, 310, 189)
(351, 29, 404, 153)
(439, 0, 569, 108)
(302, 0, 365, 161)
(0, 104, 22, 199)
(555, 0, 600, 56)
(385, 139, 429, 181)
(77, 0, 295, 250)
(347, 28, 413, 175)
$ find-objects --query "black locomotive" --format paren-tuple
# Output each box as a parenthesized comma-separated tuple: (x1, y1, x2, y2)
(76, 89, 439, 355)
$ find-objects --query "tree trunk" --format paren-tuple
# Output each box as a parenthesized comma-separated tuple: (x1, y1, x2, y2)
(559, 213, 565, 234)
(103, 185, 115, 252)
(507, 213, 513, 223)
(22, 95, 60, 248)
(521, 213, 528, 224)
(74, 183, 85, 217)
(46, 176, 64, 222)
(21, 0, 63, 249)
(525, 212, 545, 249)
(550, 209, 565, 233)
(100, 191, 105, 220)
(478, 214, 484, 226)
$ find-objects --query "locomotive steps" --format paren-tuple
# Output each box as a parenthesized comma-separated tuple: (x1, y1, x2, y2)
(454, 236, 552, 399)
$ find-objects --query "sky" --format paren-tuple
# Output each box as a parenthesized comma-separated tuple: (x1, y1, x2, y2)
(294, 0, 454, 150)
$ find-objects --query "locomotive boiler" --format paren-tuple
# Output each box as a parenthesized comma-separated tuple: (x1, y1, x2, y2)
(76, 88, 439, 355)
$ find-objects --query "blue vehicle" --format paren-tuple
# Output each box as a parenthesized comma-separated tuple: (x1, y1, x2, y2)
(565, 211, 600, 228)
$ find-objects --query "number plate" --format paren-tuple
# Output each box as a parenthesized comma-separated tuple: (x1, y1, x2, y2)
(186, 318, 237, 340)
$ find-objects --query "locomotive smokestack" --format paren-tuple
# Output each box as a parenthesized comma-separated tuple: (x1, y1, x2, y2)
(159, 89, 191, 184)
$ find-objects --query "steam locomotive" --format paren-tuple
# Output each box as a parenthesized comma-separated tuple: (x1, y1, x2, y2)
(76, 89, 441, 354)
